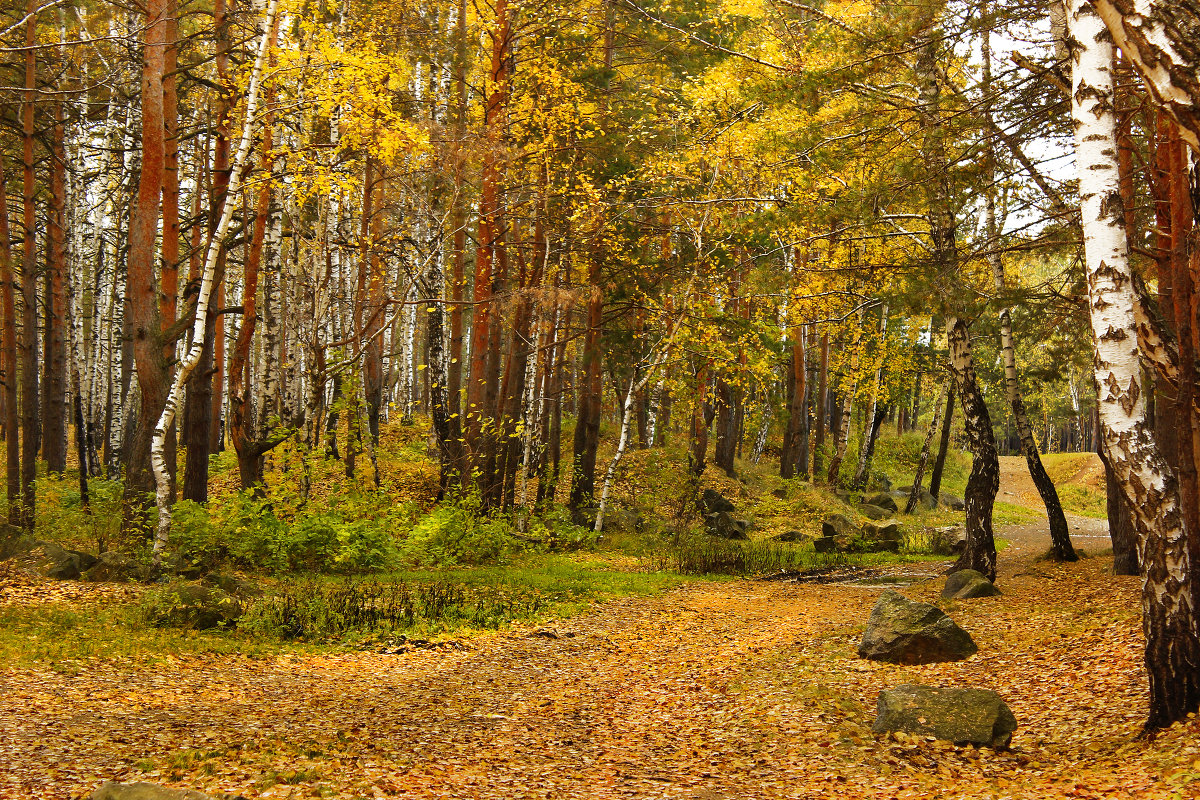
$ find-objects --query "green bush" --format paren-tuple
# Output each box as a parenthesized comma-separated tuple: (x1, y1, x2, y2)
(400, 505, 521, 567)
(168, 494, 398, 575)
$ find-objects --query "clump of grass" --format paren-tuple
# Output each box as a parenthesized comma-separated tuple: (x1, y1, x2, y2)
(239, 578, 550, 641)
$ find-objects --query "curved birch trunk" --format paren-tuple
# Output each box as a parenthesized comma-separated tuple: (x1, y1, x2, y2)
(151, 0, 279, 559)
(1071, 0, 1200, 729)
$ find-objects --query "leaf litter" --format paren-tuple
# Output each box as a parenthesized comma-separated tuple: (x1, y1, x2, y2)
(2, 539, 1200, 798)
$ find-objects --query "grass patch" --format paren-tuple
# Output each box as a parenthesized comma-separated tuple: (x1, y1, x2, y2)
(994, 501, 1041, 526)
(1055, 484, 1107, 518)
(0, 553, 698, 666)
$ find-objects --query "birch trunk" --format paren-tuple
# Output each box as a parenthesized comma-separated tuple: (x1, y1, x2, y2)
(907, 378, 949, 514)
(152, 0, 279, 558)
(1071, 0, 1200, 729)
(852, 303, 887, 489)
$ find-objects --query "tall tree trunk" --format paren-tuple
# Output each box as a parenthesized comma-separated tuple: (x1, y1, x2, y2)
(0, 158, 19, 528)
(852, 303, 887, 489)
(229, 13, 280, 492)
(1072, 0, 1200, 729)
(826, 320, 862, 487)
(182, 0, 235, 504)
(465, 0, 510, 504)
(152, 0, 278, 557)
(983, 27, 1076, 561)
(20, 0, 39, 533)
(947, 317, 999, 581)
(812, 328, 828, 478)
(123, 0, 170, 531)
(907, 378, 949, 513)
(42, 103, 67, 474)
(928, 382, 955, 500)
(569, 261, 604, 522)
(780, 330, 806, 479)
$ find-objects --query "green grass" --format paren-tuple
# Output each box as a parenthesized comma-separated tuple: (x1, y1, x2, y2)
(994, 500, 1042, 526)
(0, 552, 700, 668)
(1055, 484, 1107, 518)
(0, 602, 302, 670)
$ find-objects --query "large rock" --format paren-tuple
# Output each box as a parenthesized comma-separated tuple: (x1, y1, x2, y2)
(862, 519, 902, 553)
(601, 506, 644, 534)
(871, 685, 1017, 748)
(940, 492, 966, 511)
(84, 551, 149, 583)
(860, 503, 891, 521)
(858, 590, 977, 664)
(930, 526, 966, 556)
(0, 531, 37, 559)
(90, 783, 212, 800)
(20, 542, 98, 580)
(942, 569, 1002, 600)
(821, 514, 857, 539)
(868, 472, 893, 492)
(147, 582, 243, 630)
(774, 530, 812, 544)
(699, 489, 735, 515)
(896, 486, 937, 512)
(865, 493, 898, 513)
(705, 511, 749, 540)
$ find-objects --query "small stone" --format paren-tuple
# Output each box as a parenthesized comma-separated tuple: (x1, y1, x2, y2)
(860, 504, 891, 521)
(942, 569, 1002, 600)
(865, 493, 899, 513)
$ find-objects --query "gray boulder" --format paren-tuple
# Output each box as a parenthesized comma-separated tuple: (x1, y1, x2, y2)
(201, 571, 263, 598)
(601, 506, 644, 534)
(821, 514, 857, 539)
(21, 541, 98, 580)
(862, 519, 902, 553)
(942, 569, 1002, 600)
(865, 493, 898, 513)
(897, 486, 937, 512)
(84, 551, 149, 583)
(860, 503, 891, 521)
(871, 685, 1017, 748)
(0, 531, 37, 559)
(699, 489, 735, 514)
(705, 511, 749, 540)
(147, 582, 243, 630)
(930, 526, 966, 556)
(813, 536, 839, 554)
(858, 590, 977, 664)
(90, 783, 212, 800)
(940, 492, 966, 511)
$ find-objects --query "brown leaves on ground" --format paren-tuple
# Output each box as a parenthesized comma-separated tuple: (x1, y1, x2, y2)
(3, 546, 1200, 799)
(0, 562, 141, 609)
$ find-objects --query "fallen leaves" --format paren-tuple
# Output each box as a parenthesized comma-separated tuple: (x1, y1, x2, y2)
(2, 536, 1200, 798)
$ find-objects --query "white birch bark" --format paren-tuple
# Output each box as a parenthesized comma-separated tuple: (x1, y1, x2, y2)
(1071, 0, 1200, 727)
(151, 0, 279, 557)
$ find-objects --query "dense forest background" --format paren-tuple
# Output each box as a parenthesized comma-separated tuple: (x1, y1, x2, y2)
(5, 0, 1200, 746)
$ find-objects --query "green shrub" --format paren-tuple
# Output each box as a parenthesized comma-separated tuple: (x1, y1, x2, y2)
(168, 495, 398, 575)
(400, 505, 522, 567)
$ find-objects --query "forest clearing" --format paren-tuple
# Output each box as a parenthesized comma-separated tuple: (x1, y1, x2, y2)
(6, 0, 1200, 795)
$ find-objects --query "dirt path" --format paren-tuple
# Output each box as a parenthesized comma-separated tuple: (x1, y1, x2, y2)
(3, 469, 1199, 799)
(995, 454, 1110, 561)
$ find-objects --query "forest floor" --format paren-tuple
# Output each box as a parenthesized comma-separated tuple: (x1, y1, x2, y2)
(4, 458, 1200, 799)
